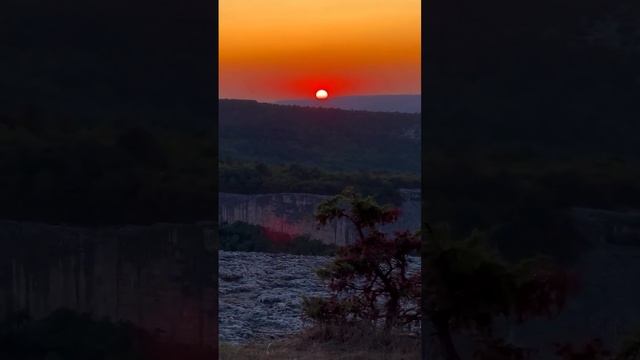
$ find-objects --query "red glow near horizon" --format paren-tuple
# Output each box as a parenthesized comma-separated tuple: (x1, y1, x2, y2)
(267, 75, 363, 100)
(262, 217, 306, 244)
(220, 65, 420, 101)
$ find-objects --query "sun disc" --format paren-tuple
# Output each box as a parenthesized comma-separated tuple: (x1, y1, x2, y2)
(315, 89, 328, 100)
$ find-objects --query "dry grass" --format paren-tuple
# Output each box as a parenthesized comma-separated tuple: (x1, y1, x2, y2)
(219, 326, 421, 360)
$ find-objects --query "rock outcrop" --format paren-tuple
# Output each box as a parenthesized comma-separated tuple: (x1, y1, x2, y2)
(0, 221, 217, 348)
(218, 189, 421, 245)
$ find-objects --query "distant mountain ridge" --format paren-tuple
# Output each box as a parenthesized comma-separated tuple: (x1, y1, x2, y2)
(274, 94, 421, 114)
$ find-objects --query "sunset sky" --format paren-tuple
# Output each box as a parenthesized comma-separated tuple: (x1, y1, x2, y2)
(219, 0, 421, 101)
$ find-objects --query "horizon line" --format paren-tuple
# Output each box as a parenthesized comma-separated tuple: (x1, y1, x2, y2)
(218, 93, 422, 103)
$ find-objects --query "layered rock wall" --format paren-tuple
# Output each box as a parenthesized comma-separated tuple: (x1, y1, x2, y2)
(218, 189, 421, 245)
(0, 221, 217, 347)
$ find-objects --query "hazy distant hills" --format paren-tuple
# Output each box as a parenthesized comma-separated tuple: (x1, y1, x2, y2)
(219, 99, 420, 174)
(275, 95, 420, 114)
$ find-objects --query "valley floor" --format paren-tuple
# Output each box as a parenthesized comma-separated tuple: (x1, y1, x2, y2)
(219, 251, 331, 343)
(219, 250, 421, 344)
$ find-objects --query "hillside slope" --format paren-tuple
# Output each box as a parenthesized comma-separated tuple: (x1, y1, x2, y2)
(219, 100, 421, 173)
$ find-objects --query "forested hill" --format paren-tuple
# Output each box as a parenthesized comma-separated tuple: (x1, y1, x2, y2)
(219, 100, 421, 174)
(422, 0, 640, 262)
(0, 0, 216, 225)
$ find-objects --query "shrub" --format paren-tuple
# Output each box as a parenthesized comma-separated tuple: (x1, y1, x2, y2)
(303, 188, 421, 331)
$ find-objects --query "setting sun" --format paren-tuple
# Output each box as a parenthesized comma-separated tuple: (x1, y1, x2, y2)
(315, 89, 328, 100)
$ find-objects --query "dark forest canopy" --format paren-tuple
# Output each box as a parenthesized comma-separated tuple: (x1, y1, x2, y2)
(0, 112, 217, 225)
(3, 0, 640, 242)
(3, 96, 640, 231)
(219, 100, 421, 174)
(424, 153, 640, 262)
(422, 0, 640, 262)
(1, 0, 216, 225)
(220, 160, 419, 205)
(0, 109, 418, 224)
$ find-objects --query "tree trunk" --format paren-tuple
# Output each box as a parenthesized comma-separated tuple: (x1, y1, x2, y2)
(432, 312, 461, 360)
(385, 292, 400, 331)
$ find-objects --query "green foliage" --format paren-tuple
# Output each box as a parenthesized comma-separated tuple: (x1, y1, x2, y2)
(423, 226, 574, 360)
(219, 221, 336, 256)
(0, 105, 420, 224)
(424, 155, 640, 263)
(220, 160, 419, 206)
(305, 190, 421, 331)
(301, 296, 359, 325)
(0, 111, 216, 225)
(429, 227, 573, 324)
(418, 9, 640, 312)
(424, 232, 516, 331)
(2, 0, 215, 225)
(314, 187, 401, 228)
(424, 0, 640, 264)
(219, 100, 420, 174)
(617, 331, 640, 360)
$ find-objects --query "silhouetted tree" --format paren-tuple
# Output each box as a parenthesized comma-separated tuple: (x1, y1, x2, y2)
(423, 228, 574, 360)
(302, 189, 421, 332)
(616, 332, 640, 360)
(302, 189, 579, 359)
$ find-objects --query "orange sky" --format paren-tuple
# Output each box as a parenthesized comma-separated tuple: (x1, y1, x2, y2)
(219, 0, 421, 101)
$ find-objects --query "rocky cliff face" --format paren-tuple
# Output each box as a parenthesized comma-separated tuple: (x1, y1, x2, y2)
(218, 189, 421, 245)
(0, 221, 217, 347)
